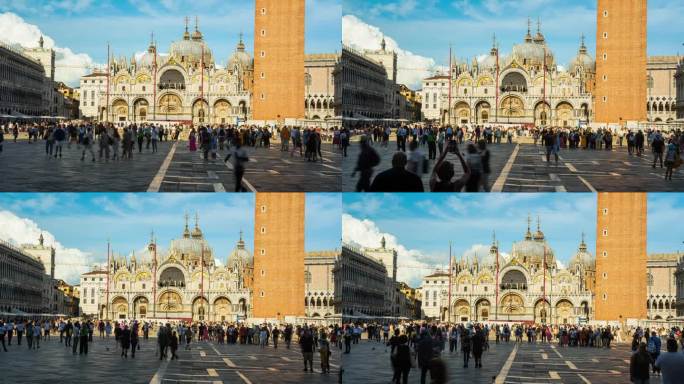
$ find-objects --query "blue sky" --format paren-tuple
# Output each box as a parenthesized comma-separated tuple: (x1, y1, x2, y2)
(342, 193, 684, 287)
(0, 193, 341, 284)
(0, 0, 341, 86)
(342, 0, 684, 88)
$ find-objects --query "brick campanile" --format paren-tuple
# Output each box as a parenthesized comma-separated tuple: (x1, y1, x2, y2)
(594, 0, 647, 125)
(252, 193, 305, 320)
(253, 0, 305, 122)
(594, 193, 647, 321)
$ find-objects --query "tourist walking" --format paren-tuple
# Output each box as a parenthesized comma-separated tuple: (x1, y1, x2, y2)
(630, 342, 651, 384)
(655, 338, 684, 384)
(300, 329, 315, 372)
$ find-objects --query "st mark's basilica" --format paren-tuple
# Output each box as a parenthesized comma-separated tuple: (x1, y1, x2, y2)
(440, 217, 595, 325)
(104, 214, 253, 322)
(446, 20, 595, 127)
(104, 18, 253, 125)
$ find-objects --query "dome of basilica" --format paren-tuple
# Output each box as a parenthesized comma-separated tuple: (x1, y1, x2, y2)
(510, 20, 555, 68)
(169, 19, 214, 67)
(569, 234, 594, 271)
(226, 231, 253, 270)
(167, 214, 213, 265)
(227, 35, 253, 69)
(569, 37, 595, 74)
(510, 217, 556, 269)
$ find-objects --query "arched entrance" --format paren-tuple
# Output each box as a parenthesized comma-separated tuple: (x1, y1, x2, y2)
(534, 299, 551, 324)
(112, 296, 129, 319)
(213, 297, 232, 322)
(501, 270, 527, 290)
(500, 293, 525, 320)
(453, 102, 470, 124)
(133, 296, 149, 319)
(555, 102, 574, 127)
(500, 95, 525, 122)
(158, 290, 183, 313)
(501, 72, 528, 93)
(159, 69, 185, 90)
(159, 267, 185, 288)
(534, 102, 551, 127)
(475, 298, 490, 321)
(213, 99, 232, 124)
(453, 299, 470, 322)
(158, 93, 183, 119)
(238, 298, 248, 317)
(555, 299, 575, 324)
(192, 99, 209, 125)
(192, 296, 209, 322)
(133, 98, 148, 122)
(112, 99, 128, 122)
(475, 101, 491, 124)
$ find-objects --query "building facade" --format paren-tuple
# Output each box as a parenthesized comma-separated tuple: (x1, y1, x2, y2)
(595, 192, 647, 322)
(445, 221, 593, 324)
(0, 41, 48, 117)
(646, 253, 680, 321)
(102, 20, 252, 125)
(104, 215, 252, 322)
(594, 0, 647, 124)
(79, 270, 108, 316)
(675, 257, 684, 318)
(420, 271, 450, 319)
(252, 0, 305, 122)
(646, 56, 679, 123)
(446, 23, 593, 127)
(304, 250, 338, 319)
(341, 46, 388, 121)
(304, 53, 339, 121)
(421, 75, 450, 121)
(252, 193, 305, 321)
(79, 71, 108, 119)
(676, 58, 684, 121)
(0, 240, 46, 314)
(338, 245, 387, 318)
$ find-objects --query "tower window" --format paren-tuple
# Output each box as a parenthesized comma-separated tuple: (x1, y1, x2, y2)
(602, 251, 608, 257)
(602, 293, 607, 300)
(260, 72, 265, 79)
(260, 249, 265, 255)
(260, 290, 265, 297)
(260, 93, 265, 100)
(603, 10, 608, 17)
(602, 229, 608, 236)
(260, 226, 266, 234)
(603, 32, 608, 39)
(260, 51, 265, 58)
(260, 205, 267, 212)
(261, 29, 266, 36)
(260, 8, 266, 15)
(261, 269, 265, 276)
(602, 96, 607, 103)
(603, 75, 607, 81)
(602, 272, 607, 279)
(602, 53, 607, 61)
(602, 208, 608, 215)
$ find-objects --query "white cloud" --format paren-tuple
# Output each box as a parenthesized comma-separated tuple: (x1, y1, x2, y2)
(0, 210, 92, 284)
(460, 243, 511, 266)
(370, 0, 418, 17)
(0, 12, 101, 86)
(342, 14, 438, 89)
(342, 213, 442, 287)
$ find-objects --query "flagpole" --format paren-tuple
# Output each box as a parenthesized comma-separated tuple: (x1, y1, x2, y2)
(447, 241, 453, 324)
(448, 44, 452, 126)
(105, 238, 111, 320)
(495, 231, 499, 322)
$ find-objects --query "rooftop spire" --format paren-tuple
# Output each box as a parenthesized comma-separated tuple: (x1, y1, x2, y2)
(525, 17, 532, 42)
(237, 32, 245, 51)
(184, 16, 190, 40)
(183, 212, 190, 238)
(525, 213, 532, 240)
(579, 33, 587, 54)
(39, 232, 44, 246)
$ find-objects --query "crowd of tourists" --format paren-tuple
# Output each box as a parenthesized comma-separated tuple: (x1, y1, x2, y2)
(345, 124, 683, 192)
(339, 321, 684, 384)
(0, 317, 341, 375)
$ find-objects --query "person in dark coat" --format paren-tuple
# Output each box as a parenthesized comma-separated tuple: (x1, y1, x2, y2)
(393, 335, 412, 384)
(352, 137, 380, 192)
(130, 323, 139, 358)
(630, 342, 651, 384)
(120, 325, 131, 358)
(369, 152, 424, 192)
(461, 328, 472, 368)
(416, 330, 434, 384)
(471, 327, 485, 368)
(170, 331, 179, 360)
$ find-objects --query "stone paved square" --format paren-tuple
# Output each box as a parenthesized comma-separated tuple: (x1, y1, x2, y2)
(341, 338, 662, 384)
(1, 333, 340, 384)
(0, 139, 341, 192)
(341, 138, 684, 192)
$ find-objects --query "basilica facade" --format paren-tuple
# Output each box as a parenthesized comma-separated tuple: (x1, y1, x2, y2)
(424, 218, 595, 325)
(104, 214, 253, 323)
(443, 21, 594, 127)
(102, 19, 253, 125)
